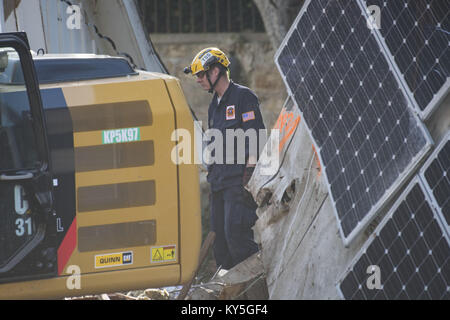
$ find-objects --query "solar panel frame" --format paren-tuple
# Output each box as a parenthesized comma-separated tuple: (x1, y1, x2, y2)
(362, 0, 450, 120)
(337, 176, 450, 300)
(274, 0, 434, 246)
(420, 131, 450, 238)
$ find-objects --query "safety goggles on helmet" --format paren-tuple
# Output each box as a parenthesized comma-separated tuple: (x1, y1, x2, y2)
(184, 47, 230, 75)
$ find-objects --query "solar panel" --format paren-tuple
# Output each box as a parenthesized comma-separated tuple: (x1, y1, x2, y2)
(275, 0, 433, 245)
(338, 178, 450, 300)
(420, 132, 450, 236)
(366, 0, 450, 119)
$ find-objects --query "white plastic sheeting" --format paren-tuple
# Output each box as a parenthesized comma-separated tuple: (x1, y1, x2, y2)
(0, 0, 166, 73)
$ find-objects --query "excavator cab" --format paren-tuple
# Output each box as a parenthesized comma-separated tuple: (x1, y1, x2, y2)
(0, 32, 201, 299)
(0, 33, 53, 280)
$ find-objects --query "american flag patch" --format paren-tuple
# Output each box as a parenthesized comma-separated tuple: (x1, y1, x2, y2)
(242, 111, 255, 122)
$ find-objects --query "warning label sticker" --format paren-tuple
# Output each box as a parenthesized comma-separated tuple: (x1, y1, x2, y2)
(95, 251, 133, 268)
(151, 245, 176, 263)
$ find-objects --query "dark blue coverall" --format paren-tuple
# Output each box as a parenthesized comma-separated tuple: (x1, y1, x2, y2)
(207, 80, 265, 269)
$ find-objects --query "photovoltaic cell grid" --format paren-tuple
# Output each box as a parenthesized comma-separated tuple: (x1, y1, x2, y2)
(338, 179, 450, 300)
(420, 133, 450, 235)
(367, 0, 450, 118)
(275, 0, 432, 245)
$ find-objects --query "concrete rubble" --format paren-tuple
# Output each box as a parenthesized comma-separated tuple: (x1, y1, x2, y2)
(186, 252, 268, 300)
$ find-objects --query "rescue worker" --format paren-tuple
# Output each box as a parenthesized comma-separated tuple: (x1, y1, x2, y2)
(184, 47, 265, 269)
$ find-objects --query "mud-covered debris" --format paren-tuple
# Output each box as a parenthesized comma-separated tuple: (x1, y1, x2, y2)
(186, 252, 269, 300)
(143, 288, 170, 300)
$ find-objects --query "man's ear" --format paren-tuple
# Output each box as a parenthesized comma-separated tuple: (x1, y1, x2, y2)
(210, 65, 220, 77)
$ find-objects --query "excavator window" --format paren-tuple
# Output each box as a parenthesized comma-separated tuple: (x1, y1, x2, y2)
(0, 35, 52, 278)
(0, 50, 39, 171)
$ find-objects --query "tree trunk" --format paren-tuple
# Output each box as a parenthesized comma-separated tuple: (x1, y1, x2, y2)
(253, 0, 304, 50)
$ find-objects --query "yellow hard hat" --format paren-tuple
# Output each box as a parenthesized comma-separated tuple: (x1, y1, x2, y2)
(184, 47, 230, 75)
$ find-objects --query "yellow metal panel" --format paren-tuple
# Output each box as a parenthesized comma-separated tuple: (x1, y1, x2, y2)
(75, 206, 162, 227)
(61, 78, 180, 276)
(0, 73, 201, 298)
(164, 78, 202, 284)
(75, 167, 158, 187)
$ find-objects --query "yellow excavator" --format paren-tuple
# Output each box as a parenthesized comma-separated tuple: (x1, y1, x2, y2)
(0, 32, 201, 299)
